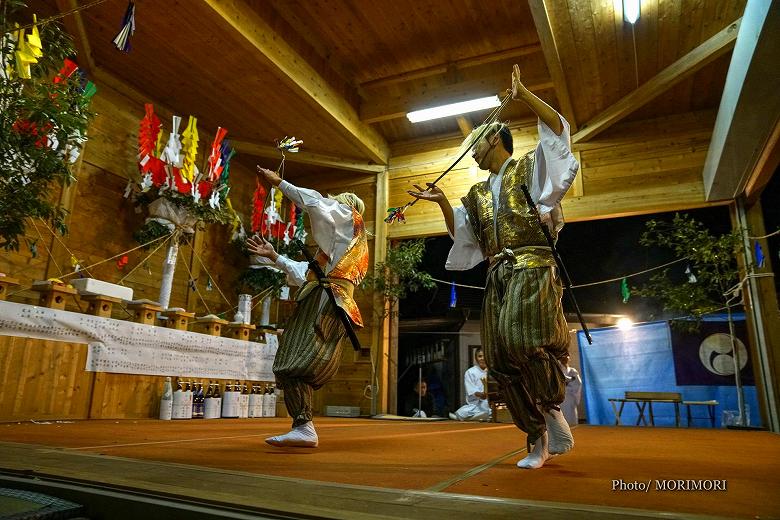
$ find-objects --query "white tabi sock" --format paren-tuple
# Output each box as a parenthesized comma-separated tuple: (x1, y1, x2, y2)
(265, 421, 319, 448)
(517, 431, 549, 469)
(545, 409, 574, 455)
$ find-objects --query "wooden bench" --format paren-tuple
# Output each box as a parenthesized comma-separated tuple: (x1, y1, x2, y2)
(609, 391, 682, 427)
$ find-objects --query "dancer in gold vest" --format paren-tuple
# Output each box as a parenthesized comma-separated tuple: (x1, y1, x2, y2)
(409, 65, 579, 469)
(248, 167, 368, 448)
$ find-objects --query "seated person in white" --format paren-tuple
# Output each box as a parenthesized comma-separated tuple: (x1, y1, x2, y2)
(560, 353, 582, 427)
(449, 348, 491, 421)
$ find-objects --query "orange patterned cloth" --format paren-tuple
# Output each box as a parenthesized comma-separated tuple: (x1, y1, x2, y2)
(297, 208, 368, 328)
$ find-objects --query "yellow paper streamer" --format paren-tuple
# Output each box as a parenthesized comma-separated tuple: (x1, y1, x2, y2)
(180, 116, 199, 182)
(27, 15, 43, 58)
(14, 24, 34, 79)
(12, 16, 43, 80)
(155, 129, 165, 158)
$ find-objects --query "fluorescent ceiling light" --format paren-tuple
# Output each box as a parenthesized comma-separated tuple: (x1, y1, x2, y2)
(623, 0, 640, 24)
(407, 95, 500, 123)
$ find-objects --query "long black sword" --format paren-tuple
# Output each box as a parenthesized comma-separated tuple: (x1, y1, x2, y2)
(520, 185, 593, 345)
(295, 240, 362, 352)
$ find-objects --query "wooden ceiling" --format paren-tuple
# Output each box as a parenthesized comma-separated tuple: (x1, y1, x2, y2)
(38, 0, 745, 169)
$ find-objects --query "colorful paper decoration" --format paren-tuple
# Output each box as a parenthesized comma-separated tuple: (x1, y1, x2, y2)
(449, 281, 457, 308)
(207, 127, 228, 182)
(180, 116, 199, 182)
(384, 206, 406, 224)
(112, 1, 136, 52)
(218, 141, 234, 185)
(13, 20, 40, 79)
(80, 80, 97, 100)
(277, 136, 303, 153)
(137, 104, 161, 162)
(294, 205, 306, 241)
(54, 58, 79, 84)
(621, 278, 630, 303)
(161, 116, 182, 166)
(251, 180, 267, 234)
(116, 255, 129, 270)
(755, 242, 765, 268)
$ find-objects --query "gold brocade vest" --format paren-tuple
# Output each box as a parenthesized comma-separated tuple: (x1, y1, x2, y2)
(297, 208, 369, 328)
(461, 153, 556, 269)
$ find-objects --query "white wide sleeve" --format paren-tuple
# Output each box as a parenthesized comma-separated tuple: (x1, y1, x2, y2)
(274, 255, 308, 287)
(278, 180, 354, 268)
(531, 114, 579, 232)
(464, 368, 484, 403)
(445, 206, 486, 271)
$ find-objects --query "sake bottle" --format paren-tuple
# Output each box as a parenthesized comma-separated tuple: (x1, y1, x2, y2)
(159, 377, 173, 420)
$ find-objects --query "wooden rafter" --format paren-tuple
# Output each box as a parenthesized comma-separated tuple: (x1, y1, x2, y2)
(359, 43, 542, 90)
(573, 18, 742, 144)
(55, 0, 94, 73)
(528, 0, 578, 132)
(361, 77, 553, 124)
(231, 140, 385, 174)
(201, 0, 389, 165)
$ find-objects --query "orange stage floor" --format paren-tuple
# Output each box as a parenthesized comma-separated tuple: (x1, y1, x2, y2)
(0, 418, 778, 519)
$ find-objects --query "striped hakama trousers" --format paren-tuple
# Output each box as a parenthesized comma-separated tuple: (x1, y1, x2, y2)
(482, 261, 570, 444)
(273, 283, 346, 427)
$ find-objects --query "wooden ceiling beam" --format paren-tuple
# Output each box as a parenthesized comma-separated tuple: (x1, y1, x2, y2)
(231, 140, 386, 174)
(573, 18, 742, 144)
(201, 0, 389, 165)
(55, 0, 94, 73)
(528, 0, 578, 132)
(359, 43, 542, 90)
(360, 76, 553, 124)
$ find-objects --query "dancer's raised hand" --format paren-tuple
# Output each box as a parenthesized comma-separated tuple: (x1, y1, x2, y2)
(247, 234, 278, 261)
(256, 166, 282, 186)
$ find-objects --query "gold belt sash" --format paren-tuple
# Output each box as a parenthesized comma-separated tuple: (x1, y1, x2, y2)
(488, 246, 555, 270)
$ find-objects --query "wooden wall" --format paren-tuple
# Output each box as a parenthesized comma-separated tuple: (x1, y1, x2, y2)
(385, 110, 728, 240)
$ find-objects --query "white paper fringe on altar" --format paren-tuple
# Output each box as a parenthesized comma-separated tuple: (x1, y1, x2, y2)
(0, 301, 278, 380)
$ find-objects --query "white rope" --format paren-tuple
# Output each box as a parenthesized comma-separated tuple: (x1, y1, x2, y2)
(428, 256, 690, 291)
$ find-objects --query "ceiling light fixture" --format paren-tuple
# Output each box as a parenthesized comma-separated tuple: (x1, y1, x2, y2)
(406, 95, 500, 123)
(623, 0, 641, 24)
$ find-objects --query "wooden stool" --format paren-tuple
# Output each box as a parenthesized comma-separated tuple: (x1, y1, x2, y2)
(227, 322, 256, 341)
(31, 281, 78, 310)
(80, 294, 122, 318)
(0, 276, 19, 301)
(193, 315, 230, 336)
(127, 299, 163, 325)
(162, 308, 195, 331)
